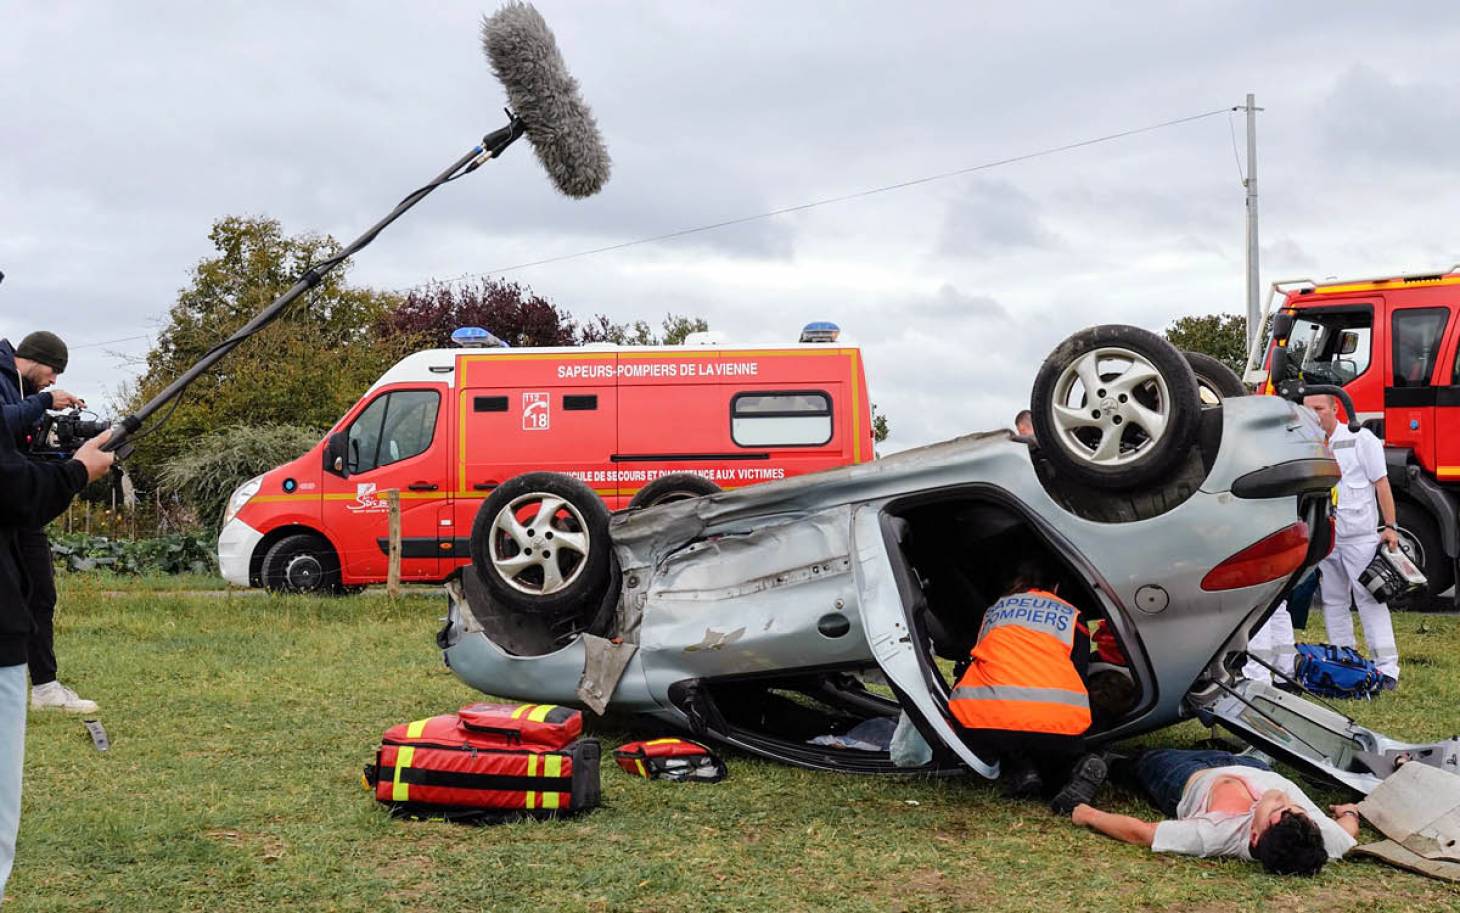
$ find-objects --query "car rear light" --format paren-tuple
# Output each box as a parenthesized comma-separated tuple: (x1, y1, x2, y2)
(1201, 521, 1311, 591)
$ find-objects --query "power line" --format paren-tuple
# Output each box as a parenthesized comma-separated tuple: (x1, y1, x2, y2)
(70, 333, 151, 350)
(406, 105, 1236, 290)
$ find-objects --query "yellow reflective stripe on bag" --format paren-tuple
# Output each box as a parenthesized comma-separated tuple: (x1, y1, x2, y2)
(512, 704, 534, 720)
(405, 719, 430, 739)
(542, 755, 563, 810)
(525, 753, 538, 809)
(392, 746, 416, 802)
(528, 704, 558, 723)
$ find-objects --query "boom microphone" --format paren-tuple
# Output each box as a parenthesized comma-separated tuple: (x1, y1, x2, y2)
(482, 2, 611, 198)
(106, 3, 612, 456)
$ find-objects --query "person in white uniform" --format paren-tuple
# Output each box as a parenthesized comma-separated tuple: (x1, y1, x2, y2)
(1249, 394, 1400, 686)
(1312, 393, 1401, 682)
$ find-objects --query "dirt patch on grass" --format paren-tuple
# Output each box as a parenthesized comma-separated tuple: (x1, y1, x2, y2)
(203, 828, 287, 863)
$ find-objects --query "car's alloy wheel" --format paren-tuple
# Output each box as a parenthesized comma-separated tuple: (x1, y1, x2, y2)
(488, 492, 592, 596)
(1032, 325, 1201, 490)
(470, 472, 612, 616)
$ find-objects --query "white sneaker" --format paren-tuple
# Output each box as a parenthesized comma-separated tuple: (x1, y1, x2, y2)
(30, 681, 99, 714)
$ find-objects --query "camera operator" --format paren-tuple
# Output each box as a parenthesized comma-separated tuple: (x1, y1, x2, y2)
(0, 426, 115, 901)
(0, 331, 97, 713)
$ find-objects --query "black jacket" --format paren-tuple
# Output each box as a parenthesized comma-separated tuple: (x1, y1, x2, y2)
(0, 428, 86, 666)
(0, 337, 54, 445)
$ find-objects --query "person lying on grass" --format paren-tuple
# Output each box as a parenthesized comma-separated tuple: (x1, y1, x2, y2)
(1069, 748, 1358, 876)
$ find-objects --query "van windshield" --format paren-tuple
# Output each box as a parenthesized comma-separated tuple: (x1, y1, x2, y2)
(1279, 310, 1372, 386)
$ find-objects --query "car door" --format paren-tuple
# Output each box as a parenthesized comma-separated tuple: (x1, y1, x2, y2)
(1191, 677, 1460, 794)
(1432, 308, 1460, 482)
(321, 386, 449, 581)
(1385, 304, 1451, 469)
(852, 504, 999, 778)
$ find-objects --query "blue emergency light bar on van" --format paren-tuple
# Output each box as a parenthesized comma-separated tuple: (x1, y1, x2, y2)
(799, 321, 840, 343)
(451, 326, 510, 348)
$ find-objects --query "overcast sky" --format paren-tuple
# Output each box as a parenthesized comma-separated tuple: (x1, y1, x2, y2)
(5, 1, 1460, 452)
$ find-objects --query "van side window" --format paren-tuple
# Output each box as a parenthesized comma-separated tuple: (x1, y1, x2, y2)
(1392, 308, 1450, 388)
(732, 392, 832, 447)
(347, 390, 440, 473)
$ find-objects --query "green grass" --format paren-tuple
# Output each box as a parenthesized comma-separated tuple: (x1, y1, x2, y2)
(9, 583, 1460, 912)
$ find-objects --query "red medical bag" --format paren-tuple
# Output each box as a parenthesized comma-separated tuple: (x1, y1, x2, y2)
(613, 737, 727, 782)
(366, 703, 600, 823)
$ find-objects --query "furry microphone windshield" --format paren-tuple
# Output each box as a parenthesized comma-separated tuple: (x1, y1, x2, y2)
(482, 2, 611, 198)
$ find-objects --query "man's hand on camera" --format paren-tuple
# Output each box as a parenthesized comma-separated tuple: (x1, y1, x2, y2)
(73, 430, 116, 482)
(48, 389, 83, 410)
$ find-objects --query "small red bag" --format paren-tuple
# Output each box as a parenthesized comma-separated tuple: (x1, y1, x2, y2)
(613, 738, 727, 783)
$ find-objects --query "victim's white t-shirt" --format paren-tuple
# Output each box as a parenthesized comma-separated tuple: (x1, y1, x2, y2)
(1151, 766, 1356, 860)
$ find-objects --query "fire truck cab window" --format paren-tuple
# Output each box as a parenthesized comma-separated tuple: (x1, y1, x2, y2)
(1391, 308, 1450, 388)
(732, 391, 832, 447)
(347, 390, 440, 474)
(1282, 311, 1372, 386)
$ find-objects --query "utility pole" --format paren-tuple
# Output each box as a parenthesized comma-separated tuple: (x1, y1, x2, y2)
(1244, 93, 1263, 358)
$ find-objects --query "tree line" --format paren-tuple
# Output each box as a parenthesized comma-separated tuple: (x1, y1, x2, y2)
(118, 215, 712, 529)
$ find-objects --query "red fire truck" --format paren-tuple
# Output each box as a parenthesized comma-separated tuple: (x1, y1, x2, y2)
(1249, 267, 1460, 608)
(217, 330, 873, 592)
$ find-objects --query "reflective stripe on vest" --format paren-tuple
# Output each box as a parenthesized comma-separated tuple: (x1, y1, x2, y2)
(948, 684, 1090, 708)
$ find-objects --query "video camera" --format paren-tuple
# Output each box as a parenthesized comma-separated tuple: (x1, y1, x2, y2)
(29, 408, 110, 459)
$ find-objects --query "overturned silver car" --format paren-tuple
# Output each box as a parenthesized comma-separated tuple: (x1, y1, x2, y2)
(438, 325, 1460, 792)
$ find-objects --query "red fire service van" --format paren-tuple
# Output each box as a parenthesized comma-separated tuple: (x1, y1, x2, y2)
(1250, 266, 1460, 608)
(218, 325, 873, 593)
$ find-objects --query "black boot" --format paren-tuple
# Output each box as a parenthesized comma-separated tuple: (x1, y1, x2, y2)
(1001, 759, 1044, 799)
(1049, 753, 1108, 815)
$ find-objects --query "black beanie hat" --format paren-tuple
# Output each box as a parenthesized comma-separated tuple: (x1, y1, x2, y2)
(16, 331, 68, 372)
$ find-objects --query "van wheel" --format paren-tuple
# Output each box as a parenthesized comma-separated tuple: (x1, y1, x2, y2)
(1182, 351, 1247, 404)
(470, 472, 611, 616)
(1392, 502, 1454, 609)
(628, 474, 721, 510)
(261, 534, 339, 594)
(1031, 325, 1201, 490)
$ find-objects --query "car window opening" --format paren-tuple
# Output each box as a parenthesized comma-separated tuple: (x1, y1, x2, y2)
(885, 496, 1147, 744)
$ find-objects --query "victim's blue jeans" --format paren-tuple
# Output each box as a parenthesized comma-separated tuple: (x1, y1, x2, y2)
(1135, 748, 1271, 817)
(0, 662, 27, 903)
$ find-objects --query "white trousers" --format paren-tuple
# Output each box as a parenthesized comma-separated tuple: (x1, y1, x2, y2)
(0, 663, 26, 903)
(1244, 601, 1296, 684)
(1320, 533, 1399, 679)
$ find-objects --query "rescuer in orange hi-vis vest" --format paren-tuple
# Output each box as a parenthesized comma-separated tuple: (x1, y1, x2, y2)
(949, 559, 1108, 814)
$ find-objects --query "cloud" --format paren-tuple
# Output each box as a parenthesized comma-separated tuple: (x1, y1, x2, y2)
(940, 179, 1060, 254)
(1316, 65, 1460, 173)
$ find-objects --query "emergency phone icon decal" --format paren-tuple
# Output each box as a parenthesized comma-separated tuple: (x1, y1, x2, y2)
(522, 392, 550, 431)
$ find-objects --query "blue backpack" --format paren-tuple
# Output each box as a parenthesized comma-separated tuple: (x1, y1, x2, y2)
(1293, 643, 1384, 698)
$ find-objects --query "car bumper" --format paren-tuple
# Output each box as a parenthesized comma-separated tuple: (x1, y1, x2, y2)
(217, 518, 263, 587)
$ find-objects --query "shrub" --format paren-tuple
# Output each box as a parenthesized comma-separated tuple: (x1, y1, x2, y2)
(50, 532, 216, 575)
(157, 423, 322, 533)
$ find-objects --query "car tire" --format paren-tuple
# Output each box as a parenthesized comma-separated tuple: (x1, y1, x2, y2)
(627, 473, 721, 510)
(470, 472, 611, 617)
(260, 533, 339, 594)
(1182, 351, 1247, 404)
(1392, 502, 1455, 610)
(1031, 324, 1202, 490)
